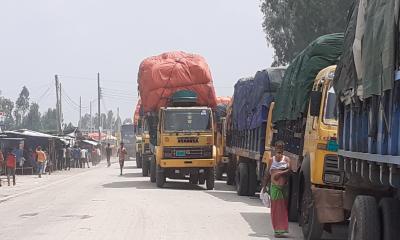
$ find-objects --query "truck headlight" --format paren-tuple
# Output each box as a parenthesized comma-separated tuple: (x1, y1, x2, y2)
(324, 173, 341, 184)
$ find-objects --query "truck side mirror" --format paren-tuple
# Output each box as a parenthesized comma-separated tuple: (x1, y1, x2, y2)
(310, 91, 322, 117)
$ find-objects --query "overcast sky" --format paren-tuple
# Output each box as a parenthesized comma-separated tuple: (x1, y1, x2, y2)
(0, 0, 274, 125)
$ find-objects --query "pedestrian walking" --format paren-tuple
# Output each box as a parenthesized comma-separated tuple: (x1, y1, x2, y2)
(65, 144, 71, 170)
(0, 147, 4, 187)
(36, 146, 47, 178)
(261, 141, 291, 238)
(81, 148, 90, 168)
(117, 143, 127, 176)
(72, 145, 81, 168)
(106, 143, 112, 167)
(6, 149, 17, 186)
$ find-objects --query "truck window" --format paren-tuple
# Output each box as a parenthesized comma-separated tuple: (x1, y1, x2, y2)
(163, 109, 212, 132)
(121, 124, 135, 143)
(323, 87, 338, 125)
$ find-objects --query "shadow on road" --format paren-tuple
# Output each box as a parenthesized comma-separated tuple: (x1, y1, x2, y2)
(240, 212, 275, 239)
(102, 180, 204, 191)
(121, 172, 143, 178)
(207, 191, 263, 207)
(102, 180, 157, 189)
(123, 166, 138, 170)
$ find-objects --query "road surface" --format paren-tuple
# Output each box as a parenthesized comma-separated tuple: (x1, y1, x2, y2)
(0, 159, 346, 240)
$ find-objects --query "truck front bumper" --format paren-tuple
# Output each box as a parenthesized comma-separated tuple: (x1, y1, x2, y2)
(159, 159, 215, 168)
(312, 186, 345, 223)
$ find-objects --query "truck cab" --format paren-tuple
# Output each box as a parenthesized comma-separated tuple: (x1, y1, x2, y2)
(134, 120, 143, 168)
(152, 104, 216, 190)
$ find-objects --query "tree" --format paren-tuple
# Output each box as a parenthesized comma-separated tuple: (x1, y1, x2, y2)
(0, 95, 15, 130)
(23, 102, 41, 131)
(14, 86, 30, 127)
(260, 0, 352, 65)
(41, 108, 58, 131)
(106, 110, 115, 130)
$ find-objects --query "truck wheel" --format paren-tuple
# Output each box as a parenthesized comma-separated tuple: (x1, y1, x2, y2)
(348, 196, 380, 240)
(199, 173, 206, 185)
(190, 172, 199, 184)
(288, 173, 299, 222)
(248, 162, 257, 196)
(227, 160, 236, 185)
(206, 168, 215, 190)
(136, 154, 142, 168)
(379, 198, 400, 240)
(150, 157, 156, 183)
(156, 165, 165, 188)
(236, 162, 249, 196)
(142, 158, 149, 177)
(215, 165, 224, 180)
(300, 183, 323, 240)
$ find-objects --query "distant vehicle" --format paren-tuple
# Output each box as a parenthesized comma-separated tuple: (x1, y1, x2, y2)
(120, 124, 135, 158)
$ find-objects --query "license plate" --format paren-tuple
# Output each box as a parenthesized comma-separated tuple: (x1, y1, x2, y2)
(175, 150, 186, 157)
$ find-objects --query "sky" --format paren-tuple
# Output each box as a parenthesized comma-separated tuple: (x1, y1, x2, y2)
(0, 0, 274, 125)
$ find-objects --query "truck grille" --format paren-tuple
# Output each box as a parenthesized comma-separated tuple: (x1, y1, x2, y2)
(177, 137, 199, 143)
(324, 155, 339, 171)
(163, 146, 212, 159)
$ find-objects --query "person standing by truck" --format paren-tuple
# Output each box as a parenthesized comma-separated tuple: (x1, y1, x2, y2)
(262, 141, 291, 238)
(117, 143, 127, 176)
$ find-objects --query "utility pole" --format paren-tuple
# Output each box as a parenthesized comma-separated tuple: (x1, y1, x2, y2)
(97, 73, 101, 146)
(90, 101, 92, 133)
(79, 96, 82, 130)
(59, 82, 63, 133)
(55, 75, 61, 134)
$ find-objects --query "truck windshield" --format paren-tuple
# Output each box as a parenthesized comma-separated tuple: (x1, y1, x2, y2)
(121, 124, 135, 144)
(164, 109, 212, 132)
(323, 87, 338, 125)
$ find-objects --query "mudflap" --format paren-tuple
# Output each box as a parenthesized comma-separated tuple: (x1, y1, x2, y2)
(312, 186, 345, 223)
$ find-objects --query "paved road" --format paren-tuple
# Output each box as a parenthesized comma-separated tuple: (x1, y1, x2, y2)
(0, 159, 346, 240)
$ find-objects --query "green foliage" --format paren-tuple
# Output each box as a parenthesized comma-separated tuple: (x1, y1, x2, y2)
(260, 0, 352, 65)
(0, 95, 15, 130)
(23, 102, 41, 131)
(14, 86, 30, 126)
(41, 108, 58, 131)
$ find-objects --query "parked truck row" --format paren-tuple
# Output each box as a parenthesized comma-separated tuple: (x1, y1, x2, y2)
(132, 2, 400, 238)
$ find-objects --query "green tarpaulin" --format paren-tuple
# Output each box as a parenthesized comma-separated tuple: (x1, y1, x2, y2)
(334, 0, 400, 99)
(273, 33, 344, 123)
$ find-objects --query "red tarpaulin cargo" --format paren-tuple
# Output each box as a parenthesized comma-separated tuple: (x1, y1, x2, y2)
(133, 99, 141, 125)
(138, 51, 217, 113)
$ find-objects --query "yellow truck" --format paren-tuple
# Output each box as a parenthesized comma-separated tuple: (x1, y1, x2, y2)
(150, 91, 216, 189)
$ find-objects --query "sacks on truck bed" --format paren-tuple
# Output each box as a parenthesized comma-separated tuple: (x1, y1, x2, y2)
(137, 51, 217, 113)
(232, 68, 286, 131)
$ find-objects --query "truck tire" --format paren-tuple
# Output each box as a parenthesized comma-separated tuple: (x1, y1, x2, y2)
(288, 173, 299, 222)
(142, 158, 149, 177)
(215, 164, 224, 180)
(300, 182, 323, 240)
(248, 161, 257, 196)
(236, 162, 249, 196)
(150, 157, 156, 183)
(206, 168, 215, 190)
(379, 198, 400, 240)
(227, 158, 236, 185)
(199, 173, 206, 185)
(156, 165, 165, 188)
(348, 196, 380, 240)
(190, 172, 199, 184)
(136, 154, 142, 168)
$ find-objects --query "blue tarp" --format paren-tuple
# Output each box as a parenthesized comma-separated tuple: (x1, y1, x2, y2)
(232, 68, 285, 130)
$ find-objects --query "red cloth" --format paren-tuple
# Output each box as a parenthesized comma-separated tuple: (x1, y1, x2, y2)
(6, 154, 16, 168)
(271, 199, 289, 233)
(138, 51, 217, 113)
(134, 99, 141, 125)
